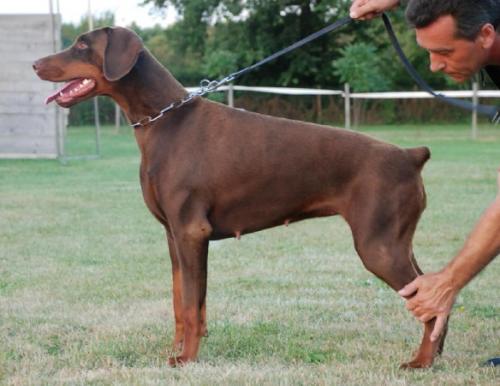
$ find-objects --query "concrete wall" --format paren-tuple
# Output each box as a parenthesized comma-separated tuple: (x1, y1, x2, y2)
(0, 14, 65, 159)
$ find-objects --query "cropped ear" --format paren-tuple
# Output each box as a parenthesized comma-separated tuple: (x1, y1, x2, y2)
(103, 27, 143, 81)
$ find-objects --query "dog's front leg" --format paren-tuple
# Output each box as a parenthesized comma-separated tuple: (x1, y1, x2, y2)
(168, 218, 212, 367)
(166, 232, 184, 352)
(167, 231, 209, 354)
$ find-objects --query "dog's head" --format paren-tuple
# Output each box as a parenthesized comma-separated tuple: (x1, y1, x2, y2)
(33, 27, 143, 108)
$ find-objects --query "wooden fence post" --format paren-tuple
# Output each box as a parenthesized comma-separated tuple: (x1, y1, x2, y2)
(227, 84, 234, 108)
(472, 82, 478, 139)
(344, 83, 351, 130)
(115, 103, 121, 130)
(316, 90, 322, 123)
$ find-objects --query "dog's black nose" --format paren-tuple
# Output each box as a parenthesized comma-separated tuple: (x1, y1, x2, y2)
(32, 60, 42, 73)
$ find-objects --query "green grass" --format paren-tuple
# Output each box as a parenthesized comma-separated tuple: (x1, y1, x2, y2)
(0, 123, 499, 385)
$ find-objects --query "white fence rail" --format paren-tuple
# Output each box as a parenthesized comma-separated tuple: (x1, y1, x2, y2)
(188, 85, 500, 98)
(186, 83, 500, 138)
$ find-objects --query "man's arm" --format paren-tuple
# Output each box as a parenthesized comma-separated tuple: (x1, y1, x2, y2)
(399, 169, 500, 341)
(350, 0, 400, 20)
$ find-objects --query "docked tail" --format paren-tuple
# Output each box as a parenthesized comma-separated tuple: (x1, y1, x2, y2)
(407, 146, 431, 169)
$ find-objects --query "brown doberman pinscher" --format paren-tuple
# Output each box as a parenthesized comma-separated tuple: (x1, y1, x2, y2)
(33, 27, 447, 368)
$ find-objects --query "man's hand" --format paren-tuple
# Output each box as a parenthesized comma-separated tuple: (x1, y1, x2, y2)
(350, 0, 400, 20)
(398, 271, 459, 342)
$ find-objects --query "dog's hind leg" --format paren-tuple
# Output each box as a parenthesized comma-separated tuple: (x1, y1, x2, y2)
(346, 181, 447, 369)
(408, 254, 449, 357)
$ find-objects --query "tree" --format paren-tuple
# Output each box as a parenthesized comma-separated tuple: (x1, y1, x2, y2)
(143, 1, 360, 87)
(333, 42, 389, 92)
(143, 0, 456, 90)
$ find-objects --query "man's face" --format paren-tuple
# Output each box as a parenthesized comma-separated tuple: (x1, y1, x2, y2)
(415, 15, 488, 83)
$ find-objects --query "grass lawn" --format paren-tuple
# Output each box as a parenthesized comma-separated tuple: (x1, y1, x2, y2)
(0, 123, 499, 385)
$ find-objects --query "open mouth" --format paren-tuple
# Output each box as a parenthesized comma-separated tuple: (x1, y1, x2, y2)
(45, 78, 96, 105)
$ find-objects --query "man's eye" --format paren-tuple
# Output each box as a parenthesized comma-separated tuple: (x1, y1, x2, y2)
(75, 41, 88, 50)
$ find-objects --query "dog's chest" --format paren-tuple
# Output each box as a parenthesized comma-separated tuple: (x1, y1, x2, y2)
(139, 161, 169, 224)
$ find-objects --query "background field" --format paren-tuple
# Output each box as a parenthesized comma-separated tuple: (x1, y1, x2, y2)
(0, 124, 499, 385)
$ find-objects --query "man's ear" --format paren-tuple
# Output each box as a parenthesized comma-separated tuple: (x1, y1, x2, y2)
(478, 23, 496, 49)
(103, 27, 143, 82)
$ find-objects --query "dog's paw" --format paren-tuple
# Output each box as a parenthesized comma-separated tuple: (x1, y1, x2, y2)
(399, 358, 433, 370)
(168, 355, 192, 367)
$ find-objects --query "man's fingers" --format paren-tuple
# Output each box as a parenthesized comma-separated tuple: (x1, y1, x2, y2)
(418, 313, 432, 323)
(410, 304, 425, 318)
(350, 1, 378, 18)
(398, 280, 419, 297)
(430, 315, 447, 342)
(360, 12, 380, 20)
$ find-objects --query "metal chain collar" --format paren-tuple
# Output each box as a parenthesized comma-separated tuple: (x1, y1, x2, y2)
(131, 75, 236, 129)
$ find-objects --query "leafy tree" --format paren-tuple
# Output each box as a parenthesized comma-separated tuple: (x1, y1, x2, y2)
(143, 0, 457, 90)
(143, 1, 359, 87)
(202, 49, 239, 79)
(333, 42, 390, 126)
(333, 42, 389, 92)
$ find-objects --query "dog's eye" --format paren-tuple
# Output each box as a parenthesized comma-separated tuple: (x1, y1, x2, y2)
(75, 41, 88, 50)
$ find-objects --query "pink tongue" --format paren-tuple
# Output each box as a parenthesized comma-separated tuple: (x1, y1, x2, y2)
(45, 91, 60, 105)
(45, 79, 83, 105)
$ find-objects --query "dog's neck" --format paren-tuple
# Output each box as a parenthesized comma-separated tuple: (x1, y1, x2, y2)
(110, 50, 187, 125)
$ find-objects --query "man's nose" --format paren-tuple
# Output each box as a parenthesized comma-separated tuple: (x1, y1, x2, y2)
(429, 54, 445, 73)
